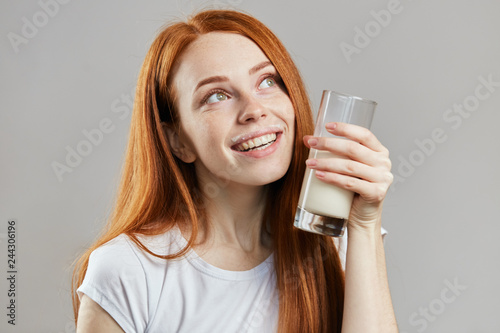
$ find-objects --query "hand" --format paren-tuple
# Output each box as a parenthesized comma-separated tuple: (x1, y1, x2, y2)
(303, 122, 393, 232)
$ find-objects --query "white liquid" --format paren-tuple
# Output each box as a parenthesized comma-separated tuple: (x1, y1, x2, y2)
(298, 150, 354, 219)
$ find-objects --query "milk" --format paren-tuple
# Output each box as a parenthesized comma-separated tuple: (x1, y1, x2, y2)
(298, 150, 354, 220)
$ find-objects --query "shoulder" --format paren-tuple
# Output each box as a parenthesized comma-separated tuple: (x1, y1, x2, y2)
(90, 226, 182, 263)
(77, 234, 149, 332)
(79, 234, 149, 306)
(77, 228, 183, 332)
(85, 234, 144, 284)
(89, 234, 137, 264)
(85, 228, 183, 283)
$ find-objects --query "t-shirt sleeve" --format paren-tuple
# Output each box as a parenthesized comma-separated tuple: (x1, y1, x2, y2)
(77, 235, 149, 333)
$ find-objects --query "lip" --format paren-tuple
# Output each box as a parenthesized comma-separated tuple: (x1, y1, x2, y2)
(230, 125, 284, 158)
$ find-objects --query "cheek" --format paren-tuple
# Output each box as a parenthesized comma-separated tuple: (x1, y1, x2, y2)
(282, 100, 296, 133)
(279, 95, 295, 119)
(284, 102, 296, 152)
(189, 118, 229, 156)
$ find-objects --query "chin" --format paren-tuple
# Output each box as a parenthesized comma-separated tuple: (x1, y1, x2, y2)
(247, 165, 290, 186)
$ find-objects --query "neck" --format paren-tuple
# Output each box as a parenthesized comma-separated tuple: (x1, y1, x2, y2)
(202, 182, 270, 252)
(176, 172, 274, 271)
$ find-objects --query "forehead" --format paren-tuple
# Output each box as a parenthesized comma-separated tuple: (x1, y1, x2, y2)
(172, 32, 270, 88)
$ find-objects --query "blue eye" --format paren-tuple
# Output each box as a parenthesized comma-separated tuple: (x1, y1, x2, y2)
(259, 77, 276, 89)
(206, 92, 228, 104)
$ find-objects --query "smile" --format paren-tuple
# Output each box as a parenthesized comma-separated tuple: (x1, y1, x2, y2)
(230, 126, 284, 157)
(233, 133, 277, 152)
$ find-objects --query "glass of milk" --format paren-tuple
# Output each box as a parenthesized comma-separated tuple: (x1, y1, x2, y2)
(294, 90, 376, 237)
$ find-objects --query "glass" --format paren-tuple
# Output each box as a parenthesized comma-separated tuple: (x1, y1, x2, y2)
(294, 90, 377, 237)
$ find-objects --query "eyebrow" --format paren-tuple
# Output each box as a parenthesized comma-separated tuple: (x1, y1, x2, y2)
(194, 61, 274, 92)
(194, 76, 228, 92)
(249, 60, 273, 75)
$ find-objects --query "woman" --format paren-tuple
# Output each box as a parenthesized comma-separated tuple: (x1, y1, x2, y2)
(72, 9, 397, 333)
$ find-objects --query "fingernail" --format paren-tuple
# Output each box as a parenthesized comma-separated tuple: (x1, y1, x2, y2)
(326, 122, 337, 130)
(315, 170, 325, 178)
(308, 138, 318, 146)
(306, 159, 317, 167)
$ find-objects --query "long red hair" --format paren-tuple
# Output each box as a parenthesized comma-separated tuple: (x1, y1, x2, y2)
(72, 10, 344, 332)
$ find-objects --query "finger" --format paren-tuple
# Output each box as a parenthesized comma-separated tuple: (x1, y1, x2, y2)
(325, 122, 389, 155)
(314, 170, 390, 203)
(306, 157, 393, 184)
(308, 137, 389, 169)
(303, 135, 313, 148)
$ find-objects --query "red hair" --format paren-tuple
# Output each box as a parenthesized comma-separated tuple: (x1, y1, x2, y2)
(72, 10, 344, 332)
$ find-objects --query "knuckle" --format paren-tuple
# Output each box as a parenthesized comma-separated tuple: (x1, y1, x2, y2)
(360, 130, 372, 142)
(322, 138, 334, 151)
(345, 160, 356, 174)
(378, 155, 392, 169)
(347, 142, 359, 158)
(345, 177, 356, 189)
(385, 157, 392, 170)
(375, 186, 387, 201)
(385, 172, 394, 184)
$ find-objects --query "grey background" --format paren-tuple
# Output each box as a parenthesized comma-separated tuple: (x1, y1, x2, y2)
(1, 0, 499, 332)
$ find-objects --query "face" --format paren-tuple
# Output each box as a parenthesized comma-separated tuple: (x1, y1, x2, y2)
(168, 32, 295, 190)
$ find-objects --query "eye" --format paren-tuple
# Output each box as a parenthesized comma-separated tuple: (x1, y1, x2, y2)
(206, 92, 228, 104)
(259, 77, 276, 89)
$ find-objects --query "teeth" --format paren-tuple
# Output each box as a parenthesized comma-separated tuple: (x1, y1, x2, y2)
(235, 133, 277, 152)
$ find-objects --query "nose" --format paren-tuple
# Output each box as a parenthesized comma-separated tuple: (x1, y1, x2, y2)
(237, 94, 267, 124)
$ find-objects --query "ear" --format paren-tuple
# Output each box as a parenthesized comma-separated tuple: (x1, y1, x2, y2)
(163, 123, 196, 163)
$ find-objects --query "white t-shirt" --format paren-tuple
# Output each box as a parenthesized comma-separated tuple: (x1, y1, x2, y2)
(77, 226, 387, 332)
(77, 226, 279, 333)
